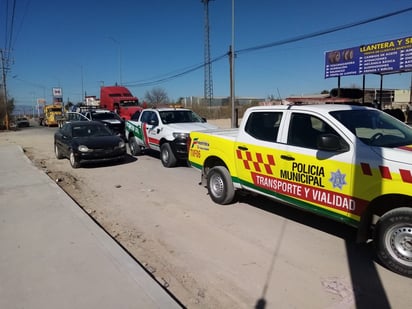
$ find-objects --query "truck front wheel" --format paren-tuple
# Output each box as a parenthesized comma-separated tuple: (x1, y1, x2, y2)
(375, 207, 412, 277)
(160, 143, 177, 168)
(129, 136, 141, 156)
(207, 166, 235, 205)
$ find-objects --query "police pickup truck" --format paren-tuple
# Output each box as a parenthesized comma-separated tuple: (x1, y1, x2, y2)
(188, 104, 412, 277)
(125, 108, 217, 167)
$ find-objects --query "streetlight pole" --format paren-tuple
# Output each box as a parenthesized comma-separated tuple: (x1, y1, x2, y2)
(81, 65, 84, 103)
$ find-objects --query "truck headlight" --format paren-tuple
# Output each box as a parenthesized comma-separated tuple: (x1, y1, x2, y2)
(173, 132, 189, 139)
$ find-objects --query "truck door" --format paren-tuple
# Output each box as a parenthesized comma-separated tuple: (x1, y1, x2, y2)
(141, 111, 161, 151)
(281, 111, 357, 221)
(234, 110, 284, 193)
(234, 110, 358, 222)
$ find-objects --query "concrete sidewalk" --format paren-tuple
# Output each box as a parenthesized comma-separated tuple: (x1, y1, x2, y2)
(0, 145, 182, 309)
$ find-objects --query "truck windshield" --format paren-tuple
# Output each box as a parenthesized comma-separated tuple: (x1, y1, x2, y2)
(159, 111, 204, 124)
(120, 100, 139, 107)
(330, 109, 412, 147)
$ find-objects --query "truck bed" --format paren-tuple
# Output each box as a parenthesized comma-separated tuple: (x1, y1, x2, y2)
(196, 128, 239, 141)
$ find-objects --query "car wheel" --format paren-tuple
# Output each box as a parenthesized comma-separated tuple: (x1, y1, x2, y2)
(69, 150, 80, 168)
(55, 144, 64, 159)
(129, 136, 141, 156)
(207, 166, 235, 205)
(160, 143, 177, 168)
(375, 207, 412, 278)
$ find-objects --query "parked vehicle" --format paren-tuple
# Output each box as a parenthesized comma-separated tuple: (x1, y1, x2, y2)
(54, 121, 126, 168)
(100, 86, 143, 120)
(83, 109, 125, 139)
(16, 117, 30, 127)
(64, 109, 126, 139)
(125, 108, 217, 167)
(188, 104, 412, 277)
(39, 104, 63, 127)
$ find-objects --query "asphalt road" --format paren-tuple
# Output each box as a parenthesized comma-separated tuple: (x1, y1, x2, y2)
(1, 122, 411, 308)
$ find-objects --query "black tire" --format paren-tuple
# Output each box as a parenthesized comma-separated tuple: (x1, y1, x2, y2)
(54, 144, 64, 160)
(206, 166, 235, 205)
(160, 143, 177, 168)
(69, 150, 80, 169)
(129, 136, 141, 156)
(375, 207, 412, 277)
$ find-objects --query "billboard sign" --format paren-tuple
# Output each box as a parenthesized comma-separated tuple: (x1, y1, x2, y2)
(325, 36, 412, 78)
(52, 87, 62, 97)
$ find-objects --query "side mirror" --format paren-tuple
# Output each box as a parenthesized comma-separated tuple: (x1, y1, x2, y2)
(149, 119, 158, 126)
(317, 134, 346, 151)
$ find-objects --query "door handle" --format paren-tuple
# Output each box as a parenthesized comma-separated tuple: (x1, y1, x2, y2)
(237, 146, 248, 151)
(281, 155, 295, 161)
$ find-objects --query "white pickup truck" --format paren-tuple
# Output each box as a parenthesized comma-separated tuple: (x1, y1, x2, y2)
(188, 104, 412, 277)
(125, 108, 217, 167)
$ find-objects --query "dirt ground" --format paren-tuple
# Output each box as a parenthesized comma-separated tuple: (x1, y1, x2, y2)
(1, 119, 412, 309)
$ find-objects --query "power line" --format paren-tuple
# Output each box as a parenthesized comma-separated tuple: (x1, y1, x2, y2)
(120, 7, 412, 88)
(237, 7, 412, 55)
(124, 54, 227, 88)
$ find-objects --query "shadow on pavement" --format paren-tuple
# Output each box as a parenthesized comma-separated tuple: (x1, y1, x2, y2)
(234, 193, 391, 309)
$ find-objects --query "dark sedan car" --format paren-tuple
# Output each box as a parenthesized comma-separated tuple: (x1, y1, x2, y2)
(54, 121, 126, 168)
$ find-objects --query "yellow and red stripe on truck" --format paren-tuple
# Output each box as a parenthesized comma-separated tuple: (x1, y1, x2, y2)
(190, 133, 412, 227)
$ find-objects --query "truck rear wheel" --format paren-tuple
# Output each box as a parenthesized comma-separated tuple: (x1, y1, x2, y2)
(207, 166, 235, 205)
(160, 143, 177, 168)
(375, 207, 412, 278)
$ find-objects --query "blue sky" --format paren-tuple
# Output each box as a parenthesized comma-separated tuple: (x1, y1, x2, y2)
(1, 0, 412, 107)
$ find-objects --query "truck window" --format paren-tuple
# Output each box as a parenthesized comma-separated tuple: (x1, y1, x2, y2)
(245, 112, 282, 142)
(288, 113, 338, 149)
(331, 109, 412, 147)
(131, 111, 141, 121)
(149, 113, 159, 126)
(140, 111, 151, 123)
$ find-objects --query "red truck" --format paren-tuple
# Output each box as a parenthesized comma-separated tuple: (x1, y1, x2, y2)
(99, 86, 143, 120)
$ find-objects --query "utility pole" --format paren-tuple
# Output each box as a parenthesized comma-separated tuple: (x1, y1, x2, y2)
(0, 49, 10, 130)
(202, 0, 214, 107)
(410, 72, 412, 104)
(229, 45, 235, 127)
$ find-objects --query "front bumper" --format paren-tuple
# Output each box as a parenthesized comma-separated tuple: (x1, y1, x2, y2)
(76, 148, 126, 165)
(170, 137, 189, 160)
